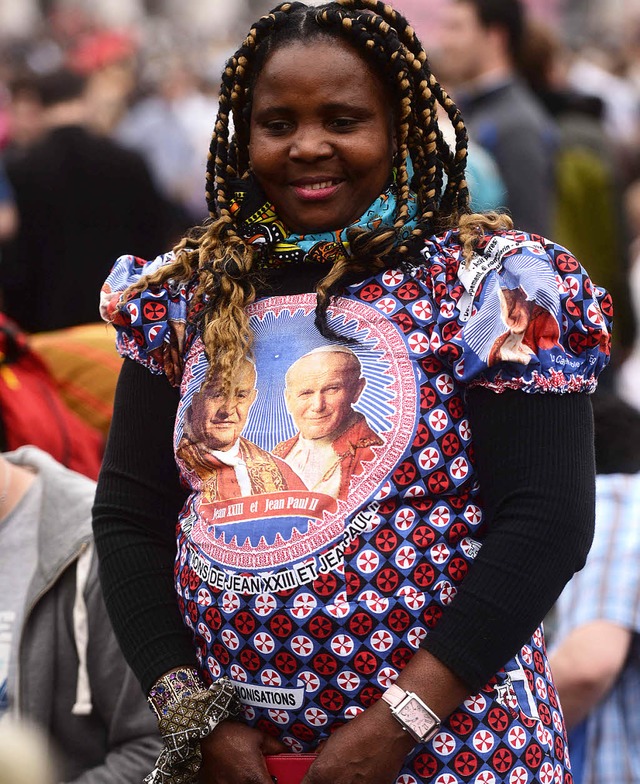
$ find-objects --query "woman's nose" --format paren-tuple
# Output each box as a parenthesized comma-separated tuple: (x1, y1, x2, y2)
(289, 126, 333, 161)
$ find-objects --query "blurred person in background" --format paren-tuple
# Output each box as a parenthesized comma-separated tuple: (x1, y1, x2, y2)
(550, 391, 640, 784)
(0, 445, 162, 782)
(0, 311, 105, 480)
(520, 19, 636, 382)
(614, 177, 640, 410)
(438, 0, 558, 236)
(67, 27, 140, 137)
(0, 67, 171, 333)
(115, 56, 218, 224)
(565, 39, 640, 178)
(1, 73, 46, 164)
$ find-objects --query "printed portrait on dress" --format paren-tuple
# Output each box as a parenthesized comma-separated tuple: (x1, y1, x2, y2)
(174, 293, 416, 576)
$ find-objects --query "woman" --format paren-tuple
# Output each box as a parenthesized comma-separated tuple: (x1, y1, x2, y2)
(94, 2, 612, 783)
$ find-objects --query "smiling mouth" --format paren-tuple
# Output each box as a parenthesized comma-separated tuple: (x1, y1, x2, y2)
(305, 180, 340, 191)
(291, 179, 343, 201)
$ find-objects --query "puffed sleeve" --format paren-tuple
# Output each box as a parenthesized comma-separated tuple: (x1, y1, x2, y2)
(99, 252, 190, 386)
(432, 232, 612, 392)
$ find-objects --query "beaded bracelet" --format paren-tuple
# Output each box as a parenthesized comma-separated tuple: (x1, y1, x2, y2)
(145, 671, 242, 784)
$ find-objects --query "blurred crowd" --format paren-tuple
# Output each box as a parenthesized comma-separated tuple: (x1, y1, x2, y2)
(2, 1, 640, 381)
(1, 0, 640, 781)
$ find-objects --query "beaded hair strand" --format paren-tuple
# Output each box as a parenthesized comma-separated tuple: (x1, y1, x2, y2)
(116, 0, 511, 384)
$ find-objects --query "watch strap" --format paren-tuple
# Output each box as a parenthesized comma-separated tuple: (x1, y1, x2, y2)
(381, 683, 406, 708)
(381, 684, 441, 743)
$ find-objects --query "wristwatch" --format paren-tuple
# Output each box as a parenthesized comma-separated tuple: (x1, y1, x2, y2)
(381, 684, 441, 743)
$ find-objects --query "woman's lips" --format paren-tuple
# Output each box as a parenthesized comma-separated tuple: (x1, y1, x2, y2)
(291, 179, 344, 201)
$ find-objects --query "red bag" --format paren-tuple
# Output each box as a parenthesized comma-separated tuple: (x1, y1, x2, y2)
(264, 754, 317, 784)
(0, 313, 104, 479)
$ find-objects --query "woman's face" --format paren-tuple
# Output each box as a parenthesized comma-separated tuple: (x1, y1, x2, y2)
(249, 38, 395, 234)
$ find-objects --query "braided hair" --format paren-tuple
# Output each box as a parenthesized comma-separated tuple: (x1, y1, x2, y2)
(122, 0, 511, 385)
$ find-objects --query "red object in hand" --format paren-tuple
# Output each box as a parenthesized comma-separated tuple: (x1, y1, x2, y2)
(264, 754, 317, 784)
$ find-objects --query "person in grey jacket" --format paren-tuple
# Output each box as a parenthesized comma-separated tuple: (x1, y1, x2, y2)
(439, 0, 558, 237)
(0, 445, 162, 782)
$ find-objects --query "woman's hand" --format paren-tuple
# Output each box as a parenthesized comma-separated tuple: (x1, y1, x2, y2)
(302, 698, 415, 784)
(199, 720, 288, 783)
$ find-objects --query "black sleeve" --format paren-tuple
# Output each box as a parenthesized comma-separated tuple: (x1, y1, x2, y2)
(420, 388, 595, 692)
(92, 358, 196, 694)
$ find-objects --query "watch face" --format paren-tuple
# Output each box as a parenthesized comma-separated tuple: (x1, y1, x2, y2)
(397, 697, 436, 737)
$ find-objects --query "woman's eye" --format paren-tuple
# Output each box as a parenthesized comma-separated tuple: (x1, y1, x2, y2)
(264, 120, 292, 133)
(331, 117, 358, 129)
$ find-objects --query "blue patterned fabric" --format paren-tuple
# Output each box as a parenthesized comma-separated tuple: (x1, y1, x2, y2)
(422, 231, 611, 393)
(554, 474, 640, 784)
(102, 227, 611, 783)
(100, 251, 189, 379)
(229, 177, 419, 268)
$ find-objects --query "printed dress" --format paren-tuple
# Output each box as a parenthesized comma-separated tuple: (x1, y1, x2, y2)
(102, 230, 611, 784)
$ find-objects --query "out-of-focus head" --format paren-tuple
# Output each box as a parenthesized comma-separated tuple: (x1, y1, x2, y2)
(33, 67, 87, 109)
(7, 72, 45, 148)
(518, 19, 569, 95)
(18, 68, 90, 130)
(439, 0, 525, 86)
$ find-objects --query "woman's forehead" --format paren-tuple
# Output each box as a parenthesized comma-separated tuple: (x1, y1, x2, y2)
(252, 38, 388, 105)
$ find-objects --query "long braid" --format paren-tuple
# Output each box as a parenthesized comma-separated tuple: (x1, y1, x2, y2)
(330, 2, 465, 241)
(116, 0, 510, 383)
(195, 3, 310, 380)
(336, 1, 472, 228)
(430, 78, 470, 218)
(208, 3, 309, 208)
